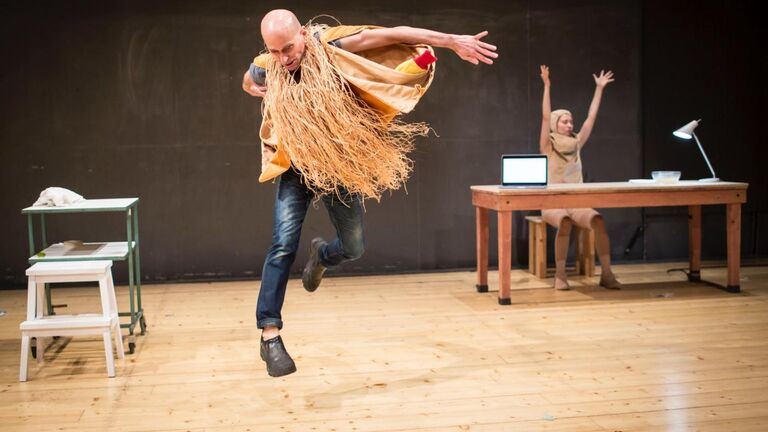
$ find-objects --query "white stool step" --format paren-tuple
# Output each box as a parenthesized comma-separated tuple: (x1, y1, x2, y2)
(26, 261, 112, 276)
(20, 314, 113, 331)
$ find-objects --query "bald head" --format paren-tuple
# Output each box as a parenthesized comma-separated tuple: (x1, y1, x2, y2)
(261, 9, 306, 71)
(261, 9, 301, 41)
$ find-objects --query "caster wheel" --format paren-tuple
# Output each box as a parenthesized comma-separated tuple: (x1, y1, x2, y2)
(129, 342, 136, 354)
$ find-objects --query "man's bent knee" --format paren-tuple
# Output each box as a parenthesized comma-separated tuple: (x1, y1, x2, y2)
(267, 241, 299, 261)
(342, 242, 365, 261)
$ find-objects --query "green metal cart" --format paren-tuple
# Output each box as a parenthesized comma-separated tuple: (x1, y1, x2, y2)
(22, 198, 146, 353)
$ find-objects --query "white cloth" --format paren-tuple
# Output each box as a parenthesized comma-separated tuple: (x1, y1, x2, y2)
(32, 187, 85, 207)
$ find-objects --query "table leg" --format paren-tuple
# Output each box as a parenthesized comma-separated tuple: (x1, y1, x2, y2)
(40, 214, 47, 250)
(27, 214, 35, 258)
(726, 203, 741, 292)
(498, 211, 512, 305)
(39, 214, 55, 316)
(126, 208, 136, 334)
(475, 207, 489, 293)
(528, 221, 535, 275)
(133, 204, 145, 334)
(535, 221, 547, 279)
(688, 205, 702, 282)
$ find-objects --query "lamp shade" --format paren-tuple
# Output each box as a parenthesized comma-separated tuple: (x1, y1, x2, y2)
(673, 119, 700, 139)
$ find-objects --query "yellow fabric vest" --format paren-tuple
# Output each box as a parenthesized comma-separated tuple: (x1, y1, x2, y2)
(252, 25, 436, 183)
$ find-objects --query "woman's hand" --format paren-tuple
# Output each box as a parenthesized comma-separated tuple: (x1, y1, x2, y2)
(593, 69, 614, 88)
(540, 65, 550, 86)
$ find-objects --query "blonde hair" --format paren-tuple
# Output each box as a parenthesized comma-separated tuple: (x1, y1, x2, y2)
(262, 24, 429, 201)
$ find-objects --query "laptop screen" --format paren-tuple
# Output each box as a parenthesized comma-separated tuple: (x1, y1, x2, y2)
(501, 154, 548, 186)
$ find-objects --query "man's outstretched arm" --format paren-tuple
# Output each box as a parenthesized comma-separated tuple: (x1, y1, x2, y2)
(338, 26, 497, 65)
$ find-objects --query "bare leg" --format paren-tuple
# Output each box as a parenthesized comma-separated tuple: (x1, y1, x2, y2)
(591, 215, 621, 289)
(262, 326, 279, 340)
(554, 218, 572, 290)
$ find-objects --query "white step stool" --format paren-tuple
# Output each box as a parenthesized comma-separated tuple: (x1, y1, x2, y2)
(20, 261, 125, 381)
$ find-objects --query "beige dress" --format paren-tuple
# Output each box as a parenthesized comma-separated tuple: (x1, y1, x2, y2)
(541, 133, 600, 228)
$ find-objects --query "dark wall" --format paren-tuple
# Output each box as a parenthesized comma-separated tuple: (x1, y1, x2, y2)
(2, 0, 756, 287)
(641, 1, 767, 260)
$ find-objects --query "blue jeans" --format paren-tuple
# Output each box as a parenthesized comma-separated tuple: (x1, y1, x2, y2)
(256, 168, 365, 329)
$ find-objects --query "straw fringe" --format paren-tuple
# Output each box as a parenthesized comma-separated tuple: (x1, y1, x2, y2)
(262, 24, 429, 201)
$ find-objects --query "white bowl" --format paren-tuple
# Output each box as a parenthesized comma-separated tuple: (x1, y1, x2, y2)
(652, 171, 681, 183)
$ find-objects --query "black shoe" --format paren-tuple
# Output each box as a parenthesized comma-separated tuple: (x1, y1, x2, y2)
(302, 237, 327, 292)
(260, 335, 297, 377)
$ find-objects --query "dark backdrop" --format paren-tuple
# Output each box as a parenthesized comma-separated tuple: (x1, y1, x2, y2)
(1, 1, 763, 287)
(641, 1, 766, 260)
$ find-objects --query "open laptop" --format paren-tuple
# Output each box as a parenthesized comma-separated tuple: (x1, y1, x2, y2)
(500, 154, 548, 188)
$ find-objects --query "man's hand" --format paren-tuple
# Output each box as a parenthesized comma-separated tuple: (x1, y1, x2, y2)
(451, 31, 497, 65)
(540, 65, 550, 86)
(242, 70, 267, 97)
(593, 69, 614, 88)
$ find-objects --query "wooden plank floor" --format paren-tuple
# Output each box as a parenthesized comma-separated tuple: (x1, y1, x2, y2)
(1, 261, 767, 431)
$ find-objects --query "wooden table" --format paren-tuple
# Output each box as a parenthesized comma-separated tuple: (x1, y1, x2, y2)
(471, 181, 748, 304)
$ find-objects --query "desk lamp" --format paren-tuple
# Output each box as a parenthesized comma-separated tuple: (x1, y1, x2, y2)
(673, 119, 720, 182)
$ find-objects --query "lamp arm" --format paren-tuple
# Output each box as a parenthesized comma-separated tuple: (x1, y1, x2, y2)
(692, 131, 717, 178)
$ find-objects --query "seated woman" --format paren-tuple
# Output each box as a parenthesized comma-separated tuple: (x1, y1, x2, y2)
(538, 64, 621, 291)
